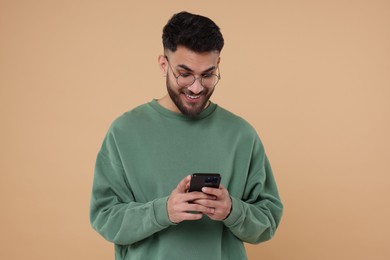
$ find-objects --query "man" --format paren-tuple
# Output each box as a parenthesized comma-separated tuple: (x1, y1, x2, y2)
(90, 11, 283, 260)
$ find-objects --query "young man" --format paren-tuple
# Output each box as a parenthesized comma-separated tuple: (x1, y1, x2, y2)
(90, 11, 283, 260)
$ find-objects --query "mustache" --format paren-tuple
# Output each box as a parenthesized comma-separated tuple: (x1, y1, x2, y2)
(182, 88, 207, 96)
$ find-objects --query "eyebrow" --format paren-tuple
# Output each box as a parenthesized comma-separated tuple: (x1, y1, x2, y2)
(177, 64, 217, 74)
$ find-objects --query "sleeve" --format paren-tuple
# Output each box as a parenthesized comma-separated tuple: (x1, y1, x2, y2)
(89, 129, 173, 246)
(223, 137, 284, 244)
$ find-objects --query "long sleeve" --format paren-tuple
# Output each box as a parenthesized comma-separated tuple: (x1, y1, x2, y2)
(89, 132, 173, 246)
(223, 138, 283, 244)
(89, 102, 283, 259)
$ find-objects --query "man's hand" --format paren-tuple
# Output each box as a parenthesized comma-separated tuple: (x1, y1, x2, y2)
(193, 184, 232, 221)
(167, 175, 217, 224)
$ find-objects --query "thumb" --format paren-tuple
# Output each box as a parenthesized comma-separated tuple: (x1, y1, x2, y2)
(174, 175, 191, 193)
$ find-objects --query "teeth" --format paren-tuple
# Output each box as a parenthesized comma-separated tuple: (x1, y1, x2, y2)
(186, 94, 200, 99)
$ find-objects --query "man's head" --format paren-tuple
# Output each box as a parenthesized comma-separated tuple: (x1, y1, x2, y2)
(159, 12, 224, 118)
(162, 11, 224, 53)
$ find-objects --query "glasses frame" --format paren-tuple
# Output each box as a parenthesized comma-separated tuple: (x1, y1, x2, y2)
(164, 56, 221, 88)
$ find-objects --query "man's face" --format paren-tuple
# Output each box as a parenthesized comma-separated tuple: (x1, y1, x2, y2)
(164, 46, 220, 117)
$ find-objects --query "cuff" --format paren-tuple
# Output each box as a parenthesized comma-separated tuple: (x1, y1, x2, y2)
(222, 196, 243, 227)
(153, 196, 176, 227)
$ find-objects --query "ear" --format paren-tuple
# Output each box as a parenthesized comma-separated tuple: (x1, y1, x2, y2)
(158, 55, 168, 77)
(217, 56, 221, 65)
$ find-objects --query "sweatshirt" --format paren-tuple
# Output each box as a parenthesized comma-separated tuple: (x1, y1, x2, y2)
(90, 99, 283, 260)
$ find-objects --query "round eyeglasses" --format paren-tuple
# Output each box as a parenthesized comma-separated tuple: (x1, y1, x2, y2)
(165, 56, 221, 88)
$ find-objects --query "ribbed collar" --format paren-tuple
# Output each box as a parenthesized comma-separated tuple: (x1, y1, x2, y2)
(149, 99, 217, 121)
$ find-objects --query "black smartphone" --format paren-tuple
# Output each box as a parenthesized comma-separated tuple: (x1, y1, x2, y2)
(188, 173, 221, 192)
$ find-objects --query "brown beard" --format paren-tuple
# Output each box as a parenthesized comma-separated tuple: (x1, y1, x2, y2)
(166, 76, 214, 118)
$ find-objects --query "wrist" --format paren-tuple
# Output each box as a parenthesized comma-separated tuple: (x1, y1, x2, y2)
(223, 196, 233, 220)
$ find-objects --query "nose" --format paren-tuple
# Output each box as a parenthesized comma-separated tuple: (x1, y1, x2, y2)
(187, 78, 204, 94)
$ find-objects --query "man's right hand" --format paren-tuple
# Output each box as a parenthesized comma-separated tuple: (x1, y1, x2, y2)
(167, 175, 216, 224)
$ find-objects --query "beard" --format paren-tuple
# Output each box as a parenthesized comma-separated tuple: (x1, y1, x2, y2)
(166, 77, 214, 118)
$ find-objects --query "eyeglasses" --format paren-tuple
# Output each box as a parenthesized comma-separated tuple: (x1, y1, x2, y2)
(165, 56, 221, 88)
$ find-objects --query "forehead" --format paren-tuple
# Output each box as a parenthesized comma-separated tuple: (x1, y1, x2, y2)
(167, 46, 220, 71)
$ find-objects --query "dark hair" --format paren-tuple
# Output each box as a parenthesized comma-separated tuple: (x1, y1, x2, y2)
(162, 11, 224, 53)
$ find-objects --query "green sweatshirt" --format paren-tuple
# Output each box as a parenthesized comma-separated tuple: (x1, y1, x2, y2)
(90, 100, 283, 260)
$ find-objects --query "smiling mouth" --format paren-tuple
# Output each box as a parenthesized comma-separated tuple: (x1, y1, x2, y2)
(185, 93, 201, 100)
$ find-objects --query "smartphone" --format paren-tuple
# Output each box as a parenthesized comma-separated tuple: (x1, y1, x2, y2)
(188, 173, 221, 192)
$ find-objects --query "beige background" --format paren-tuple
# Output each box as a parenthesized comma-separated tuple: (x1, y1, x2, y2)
(1, 0, 389, 259)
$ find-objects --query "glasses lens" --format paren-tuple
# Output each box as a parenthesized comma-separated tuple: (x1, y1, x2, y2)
(177, 74, 195, 87)
(177, 74, 219, 88)
(201, 75, 219, 88)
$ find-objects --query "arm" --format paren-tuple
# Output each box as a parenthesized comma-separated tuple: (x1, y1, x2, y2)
(196, 134, 283, 244)
(89, 152, 172, 245)
(90, 131, 218, 245)
(223, 153, 283, 244)
(192, 160, 283, 244)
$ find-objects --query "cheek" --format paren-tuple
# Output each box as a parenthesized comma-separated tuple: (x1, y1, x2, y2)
(166, 75, 177, 89)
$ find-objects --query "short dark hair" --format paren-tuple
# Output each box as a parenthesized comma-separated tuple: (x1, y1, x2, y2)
(162, 11, 224, 53)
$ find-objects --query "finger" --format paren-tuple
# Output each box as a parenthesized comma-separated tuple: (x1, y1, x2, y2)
(184, 203, 215, 214)
(171, 200, 214, 216)
(192, 198, 218, 208)
(179, 212, 203, 221)
(174, 175, 191, 193)
(201, 186, 223, 196)
(169, 210, 203, 223)
(185, 191, 217, 202)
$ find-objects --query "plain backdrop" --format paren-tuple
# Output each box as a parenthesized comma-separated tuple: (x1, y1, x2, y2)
(1, 1, 389, 259)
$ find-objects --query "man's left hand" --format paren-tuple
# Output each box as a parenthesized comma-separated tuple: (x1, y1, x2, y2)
(192, 184, 232, 221)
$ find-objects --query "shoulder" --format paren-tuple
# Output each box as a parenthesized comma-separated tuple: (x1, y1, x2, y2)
(106, 102, 154, 134)
(213, 105, 265, 149)
(214, 105, 258, 134)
